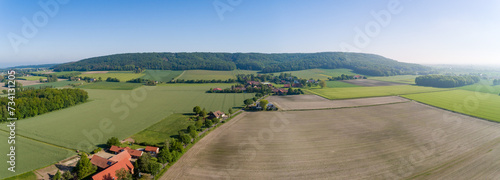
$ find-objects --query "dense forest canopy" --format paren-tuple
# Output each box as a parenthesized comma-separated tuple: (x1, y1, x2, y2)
(415, 75, 480, 88)
(53, 52, 432, 76)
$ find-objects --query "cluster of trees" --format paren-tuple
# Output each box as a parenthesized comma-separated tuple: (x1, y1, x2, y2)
(106, 77, 120, 82)
(415, 75, 480, 88)
(493, 79, 500, 86)
(207, 85, 273, 94)
(127, 78, 148, 83)
(286, 88, 304, 95)
(328, 74, 365, 81)
(0, 88, 88, 121)
(243, 93, 266, 107)
(52, 52, 431, 76)
(171, 78, 237, 83)
(42, 74, 58, 82)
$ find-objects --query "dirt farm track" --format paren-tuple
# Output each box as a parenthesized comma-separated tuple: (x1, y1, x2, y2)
(161, 98, 500, 179)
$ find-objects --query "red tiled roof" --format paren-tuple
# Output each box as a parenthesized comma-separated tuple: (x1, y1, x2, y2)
(108, 151, 131, 162)
(213, 88, 223, 91)
(145, 146, 159, 153)
(210, 111, 224, 118)
(283, 84, 290, 88)
(92, 159, 134, 180)
(90, 155, 114, 169)
(109, 146, 142, 157)
(109, 145, 122, 153)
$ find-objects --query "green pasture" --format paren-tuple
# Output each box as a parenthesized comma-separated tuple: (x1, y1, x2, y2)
(140, 70, 184, 82)
(132, 113, 195, 146)
(177, 69, 258, 80)
(402, 90, 500, 122)
(78, 82, 143, 90)
(277, 69, 357, 80)
(325, 81, 362, 88)
(307, 85, 448, 99)
(80, 71, 145, 82)
(23, 80, 81, 89)
(369, 75, 419, 84)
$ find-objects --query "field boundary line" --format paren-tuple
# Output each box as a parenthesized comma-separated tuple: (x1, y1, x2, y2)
(304, 88, 453, 100)
(0, 129, 76, 152)
(280, 100, 411, 112)
(400, 96, 500, 123)
(172, 70, 186, 81)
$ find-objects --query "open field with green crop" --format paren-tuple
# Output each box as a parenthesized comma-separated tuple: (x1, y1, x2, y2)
(140, 70, 184, 82)
(163, 101, 500, 179)
(78, 82, 143, 90)
(457, 80, 500, 95)
(325, 80, 361, 88)
(0, 131, 75, 179)
(369, 75, 419, 84)
(18, 76, 46, 81)
(402, 90, 500, 122)
(0, 84, 254, 153)
(3, 172, 36, 180)
(80, 71, 145, 82)
(23, 80, 81, 89)
(278, 68, 357, 80)
(307, 85, 448, 99)
(177, 70, 258, 80)
(132, 113, 195, 145)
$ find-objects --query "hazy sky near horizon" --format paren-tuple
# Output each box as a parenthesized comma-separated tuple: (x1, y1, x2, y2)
(0, 0, 499, 68)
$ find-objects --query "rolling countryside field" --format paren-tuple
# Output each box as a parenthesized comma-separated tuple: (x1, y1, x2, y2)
(78, 82, 143, 90)
(457, 80, 500, 94)
(23, 80, 81, 89)
(369, 75, 419, 84)
(0, 131, 75, 179)
(132, 113, 195, 145)
(402, 90, 500, 122)
(177, 70, 258, 80)
(0, 84, 254, 153)
(140, 70, 184, 82)
(163, 101, 500, 179)
(79, 71, 145, 82)
(307, 85, 448, 99)
(325, 80, 361, 88)
(278, 68, 357, 80)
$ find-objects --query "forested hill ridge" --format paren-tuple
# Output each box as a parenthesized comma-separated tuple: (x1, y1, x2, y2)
(53, 52, 431, 76)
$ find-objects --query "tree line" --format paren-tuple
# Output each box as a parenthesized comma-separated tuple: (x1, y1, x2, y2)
(52, 52, 432, 76)
(415, 75, 480, 88)
(493, 79, 500, 86)
(0, 88, 88, 122)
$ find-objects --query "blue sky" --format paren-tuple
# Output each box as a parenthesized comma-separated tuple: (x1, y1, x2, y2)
(1, 0, 499, 68)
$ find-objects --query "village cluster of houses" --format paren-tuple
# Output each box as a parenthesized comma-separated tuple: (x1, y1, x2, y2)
(90, 145, 159, 180)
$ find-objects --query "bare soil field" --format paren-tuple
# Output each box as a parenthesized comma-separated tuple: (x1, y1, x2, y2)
(17, 79, 42, 86)
(267, 95, 409, 110)
(162, 102, 500, 179)
(341, 79, 407, 86)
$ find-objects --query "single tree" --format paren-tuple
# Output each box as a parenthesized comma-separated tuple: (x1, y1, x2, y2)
(106, 137, 121, 147)
(62, 171, 74, 180)
(228, 108, 233, 117)
(74, 154, 97, 179)
(319, 80, 326, 88)
(115, 168, 133, 180)
(200, 108, 207, 117)
(193, 106, 201, 114)
(53, 170, 62, 180)
(260, 100, 269, 110)
(244, 99, 253, 106)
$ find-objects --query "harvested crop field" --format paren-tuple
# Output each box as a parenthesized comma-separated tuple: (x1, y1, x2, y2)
(162, 101, 500, 179)
(341, 79, 407, 86)
(267, 95, 408, 110)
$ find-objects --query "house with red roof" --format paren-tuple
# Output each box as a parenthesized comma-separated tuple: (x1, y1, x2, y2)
(90, 155, 115, 170)
(109, 146, 143, 158)
(108, 151, 132, 162)
(283, 84, 290, 88)
(213, 88, 223, 91)
(91, 158, 134, 180)
(145, 146, 160, 155)
(208, 111, 225, 119)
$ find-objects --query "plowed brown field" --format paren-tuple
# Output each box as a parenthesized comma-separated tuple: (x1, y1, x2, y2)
(162, 98, 500, 179)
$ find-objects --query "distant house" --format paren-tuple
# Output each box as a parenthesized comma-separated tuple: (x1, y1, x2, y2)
(213, 88, 223, 91)
(109, 146, 143, 158)
(92, 158, 134, 180)
(145, 146, 160, 155)
(90, 78, 96, 82)
(267, 103, 277, 110)
(292, 83, 302, 87)
(273, 88, 288, 95)
(234, 87, 246, 91)
(208, 111, 225, 119)
(247, 81, 261, 86)
(353, 75, 362, 79)
(283, 84, 291, 88)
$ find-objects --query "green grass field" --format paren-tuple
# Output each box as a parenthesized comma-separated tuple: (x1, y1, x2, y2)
(49, 71, 81, 76)
(0, 131, 75, 179)
(368, 75, 419, 84)
(24, 80, 81, 89)
(18, 76, 46, 81)
(140, 70, 184, 82)
(325, 81, 362, 88)
(0, 84, 254, 153)
(402, 90, 500, 122)
(78, 82, 143, 90)
(3, 171, 36, 180)
(132, 113, 195, 145)
(80, 71, 145, 82)
(457, 80, 500, 95)
(307, 85, 448, 99)
(177, 70, 258, 80)
(278, 69, 357, 80)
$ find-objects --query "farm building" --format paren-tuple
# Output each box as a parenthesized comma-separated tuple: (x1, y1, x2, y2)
(213, 88, 223, 91)
(92, 157, 134, 180)
(283, 84, 291, 88)
(208, 111, 225, 119)
(247, 81, 261, 86)
(90, 155, 114, 170)
(109, 145, 143, 158)
(145, 146, 160, 155)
